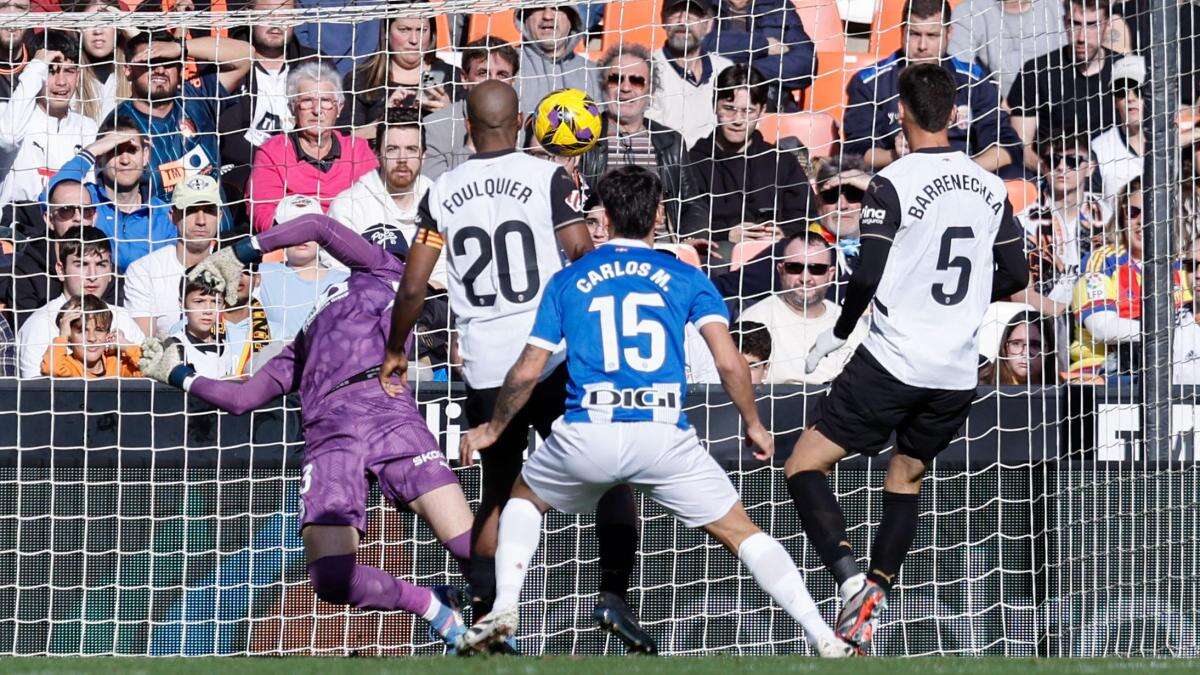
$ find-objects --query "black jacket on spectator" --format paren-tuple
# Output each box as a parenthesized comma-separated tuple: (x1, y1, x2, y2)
(337, 59, 456, 128)
(1007, 45, 1119, 138)
(688, 129, 818, 242)
(579, 119, 710, 238)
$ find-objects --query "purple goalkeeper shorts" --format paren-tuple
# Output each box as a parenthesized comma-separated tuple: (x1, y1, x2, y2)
(298, 386, 458, 533)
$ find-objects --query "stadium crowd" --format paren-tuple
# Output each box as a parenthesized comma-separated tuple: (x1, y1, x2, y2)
(0, 0, 1195, 389)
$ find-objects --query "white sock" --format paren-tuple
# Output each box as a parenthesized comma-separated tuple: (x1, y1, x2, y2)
(738, 532, 835, 645)
(839, 573, 867, 604)
(492, 497, 543, 612)
(420, 592, 447, 622)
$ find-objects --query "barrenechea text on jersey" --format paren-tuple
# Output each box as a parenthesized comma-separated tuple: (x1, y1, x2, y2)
(907, 172, 1003, 220)
(575, 260, 672, 294)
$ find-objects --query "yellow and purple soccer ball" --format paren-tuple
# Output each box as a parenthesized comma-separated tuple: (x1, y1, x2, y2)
(533, 88, 603, 157)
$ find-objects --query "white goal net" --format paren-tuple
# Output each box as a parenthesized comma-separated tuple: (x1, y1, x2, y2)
(0, 0, 1195, 658)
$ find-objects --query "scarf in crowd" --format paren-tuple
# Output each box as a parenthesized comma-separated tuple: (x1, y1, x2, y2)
(217, 300, 272, 376)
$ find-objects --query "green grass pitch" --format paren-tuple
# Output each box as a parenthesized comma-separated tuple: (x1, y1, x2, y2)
(0, 657, 1195, 674)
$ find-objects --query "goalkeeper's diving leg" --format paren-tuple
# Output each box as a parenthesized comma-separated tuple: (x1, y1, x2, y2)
(459, 476, 852, 658)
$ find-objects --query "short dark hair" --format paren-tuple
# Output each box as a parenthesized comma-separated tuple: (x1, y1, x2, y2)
(1037, 131, 1092, 161)
(715, 63, 769, 108)
(374, 105, 426, 153)
(1064, 0, 1109, 18)
(37, 30, 82, 63)
(98, 112, 145, 137)
(58, 294, 112, 333)
(596, 166, 662, 240)
(898, 64, 956, 133)
(57, 226, 112, 264)
(181, 272, 223, 304)
(124, 30, 183, 64)
(902, 0, 951, 24)
(461, 36, 520, 77)
(732, 320, 772, 361)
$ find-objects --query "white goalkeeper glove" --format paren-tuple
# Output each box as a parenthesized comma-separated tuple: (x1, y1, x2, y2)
(805, 327, 847, 375)
(140, 336, 187, 386)
(189, 247, 243, 306)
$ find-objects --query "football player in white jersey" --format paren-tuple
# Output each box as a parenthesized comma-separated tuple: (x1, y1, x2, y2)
(379, 81, 651, 652)
(786, 64, 1030, 653)
(455, 166, 853, 658)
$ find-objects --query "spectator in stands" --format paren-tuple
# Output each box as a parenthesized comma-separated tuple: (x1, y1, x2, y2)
(580, 44, 708, 238)
(1110, 0, 1200, 103)
(1091, 54, 1145, 198)
(327, 107, 439, 279)
(295, 0, 379, 75)
(1012, 132, 1111, 317)
(48, 117, 176, 274)
(248, 61, 378, 233)
(738, 232, 866, 384)
(219, 0, 321, 193)
(689, 64, 817, 254)
(584, 192, 609, 246)
(115, 29, 254, 209)
(1008, 0, 1119, 171)
(513, 5, 598, 115)
(16, 227, 142, 378)
(0, 31, 99, 206)
(422, 37, 519, 179)
(258, 226, 348, 340)
(0, 313, 13, 376)
(732, 319, 771, 384)
(124, 175, 222, 336)
(2, 182, 118, 324)
(649, 0, 733, 148)
(1066, 180, 1187, 382)
(0, 0, 31, 102)
(978, 308, 1056, 386)
(843, 0, 1021, 176)
(214, 253, 279, 377)
(164, 273, 229, 378)
(948, 0, 1067, 97)
(703, 0, 816, 110)
(340, 15, 453, 129)
(40, 294, 141, 378)
(1174, 236, 1200, 384)
(67, 0, 134, 123)
(812, 155, 871, 290)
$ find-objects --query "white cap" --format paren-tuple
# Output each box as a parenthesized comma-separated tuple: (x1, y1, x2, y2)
(173, 174, 221, 210)
(275, 194, 324, 224)
(1111, 55, 1146, 87)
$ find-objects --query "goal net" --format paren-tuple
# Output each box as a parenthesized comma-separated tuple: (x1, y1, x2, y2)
(0, 0, 1195, 658)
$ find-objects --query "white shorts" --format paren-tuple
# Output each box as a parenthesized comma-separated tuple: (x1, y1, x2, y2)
(522, 419, 740, 528)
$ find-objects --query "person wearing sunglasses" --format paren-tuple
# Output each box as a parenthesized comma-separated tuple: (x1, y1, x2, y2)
(688, 64, 818, 255)
(248, 61, 377, 233)
(1011, 132, 1111, 319)
(738, 231, 865, 385)
(1067, 179, 1192, 383)
(1090, 55, 1145, 199)
(579, 44, 709, 240)
(843, 0, 1022, 176)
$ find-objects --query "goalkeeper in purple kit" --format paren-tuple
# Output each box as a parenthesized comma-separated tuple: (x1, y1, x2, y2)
(138, 214, 472, 650)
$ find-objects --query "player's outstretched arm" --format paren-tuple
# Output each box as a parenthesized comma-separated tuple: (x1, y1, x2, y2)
(459, 344, 553, 465)
(380, 240, 440, 396)
(140, 337, 297, 416)
(555, 220, 594, 262)
(259, 214, 390, 272)
(699, 321, 774, 460)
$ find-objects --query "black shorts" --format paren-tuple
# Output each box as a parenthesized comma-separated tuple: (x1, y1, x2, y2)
(816, 348, 975, 463)
(464, 363, 569, 462)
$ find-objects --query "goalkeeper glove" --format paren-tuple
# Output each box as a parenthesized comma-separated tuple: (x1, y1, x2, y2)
(188, 238, 262, 306)
(805, 327, 846, 375)
(139, 337, 194, 388)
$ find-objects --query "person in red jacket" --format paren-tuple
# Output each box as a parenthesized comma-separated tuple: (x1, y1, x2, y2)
(247, 60, 377, 232)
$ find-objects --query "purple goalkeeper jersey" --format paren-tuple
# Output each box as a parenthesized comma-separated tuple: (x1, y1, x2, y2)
(187, 214, 415, 420)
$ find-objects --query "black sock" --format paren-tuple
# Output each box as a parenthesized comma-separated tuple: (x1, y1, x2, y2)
(867, 490, 920, 592)
(787, 470, 859, 586)
(595, 486, 638, 602)
(467, 554, 495, 619)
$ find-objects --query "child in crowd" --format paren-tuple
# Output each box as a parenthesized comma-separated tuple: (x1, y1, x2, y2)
(165, 274, 229, 379)
(41, 295, 141, 378)
(732, 320, 772, 385)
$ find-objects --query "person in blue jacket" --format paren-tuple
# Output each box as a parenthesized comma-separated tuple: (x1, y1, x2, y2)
(842, 0, 1023, 178)
(703, 0, 816, 110)
(48, 115, 176, 274)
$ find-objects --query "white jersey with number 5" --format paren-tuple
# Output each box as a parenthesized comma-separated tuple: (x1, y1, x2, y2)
(858, 148, 1017, 390)
(414, 149, 585, 388)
